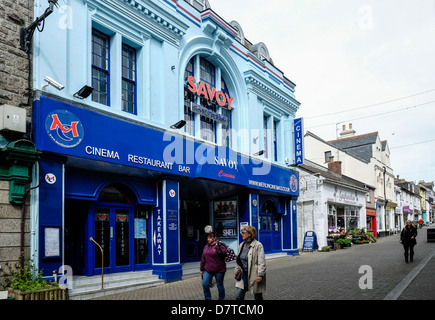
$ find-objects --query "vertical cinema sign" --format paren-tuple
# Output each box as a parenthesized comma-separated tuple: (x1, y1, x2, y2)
(294, 118, 304, 165)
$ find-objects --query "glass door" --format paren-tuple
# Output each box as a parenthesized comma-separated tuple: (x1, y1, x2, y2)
(115, 209, 130, 269)
(93, 206, 133, 274)
(259, 213, 281, 253)
(94, 208, 111, 271)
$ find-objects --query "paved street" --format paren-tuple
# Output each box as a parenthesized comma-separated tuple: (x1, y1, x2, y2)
(95, 227, 434, 301)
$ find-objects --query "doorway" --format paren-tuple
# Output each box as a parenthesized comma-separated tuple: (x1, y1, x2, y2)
(180, 200, 210, 262)
(65, 183, 153, 276)
(259, 200, 281, 252)
(92, 206, 132, 274)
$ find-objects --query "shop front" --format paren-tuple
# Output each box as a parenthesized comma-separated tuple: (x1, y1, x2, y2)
(366, 208, 377, 238)
(31, 94, 299, 282)
(328, 204, 363, 232)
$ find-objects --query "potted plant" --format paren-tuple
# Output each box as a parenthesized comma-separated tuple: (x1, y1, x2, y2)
(1, 256, 67, 300)
(337, 238, 352, 248)
(335, 238, 348, 249)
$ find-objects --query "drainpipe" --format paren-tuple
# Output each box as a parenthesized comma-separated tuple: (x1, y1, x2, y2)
(383, 166, 388, 236)
(20, 172, 41, 269)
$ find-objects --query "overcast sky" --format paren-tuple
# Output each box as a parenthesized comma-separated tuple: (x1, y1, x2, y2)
(210, 0, 435, 184)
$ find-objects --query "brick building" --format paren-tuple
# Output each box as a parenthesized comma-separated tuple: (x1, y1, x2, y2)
(0, 0, 38, 283)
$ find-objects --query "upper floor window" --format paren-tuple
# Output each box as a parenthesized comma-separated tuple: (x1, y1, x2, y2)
(273, 120, 278, 161)
(325, 151, 333, 163)
(184, 56, 232, 146)
(263, 115, 268, 158)
(184, 58, 195, 136)
(262, 114, 280, 161)
(199, 58, 216, 142)
(121, 44, 137, 114)
(92, 29, 110, 106)
(221, 77, 232, 148)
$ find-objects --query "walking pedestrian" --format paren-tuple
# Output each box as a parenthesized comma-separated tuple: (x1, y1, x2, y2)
(199, 225, 213, 257)
(400, 220, 417, 263)
(200, 232, 227, 300)
(418, 218, 424, 229)
(235, 226, 266, 300)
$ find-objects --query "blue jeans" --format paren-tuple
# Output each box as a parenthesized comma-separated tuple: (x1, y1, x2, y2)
(202, 271, 225, 300)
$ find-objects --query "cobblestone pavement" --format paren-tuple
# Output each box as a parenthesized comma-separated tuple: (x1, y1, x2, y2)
(96, 227, 435, 301)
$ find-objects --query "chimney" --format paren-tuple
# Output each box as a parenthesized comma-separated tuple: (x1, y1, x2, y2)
(339, 123, 356, 139)
(328, 161, 342, 175)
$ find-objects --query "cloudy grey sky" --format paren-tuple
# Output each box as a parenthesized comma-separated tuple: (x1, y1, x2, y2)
(210, 0, 435, 183)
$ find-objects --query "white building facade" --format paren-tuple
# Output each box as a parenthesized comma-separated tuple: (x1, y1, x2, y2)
(297, 161, 367, 249)
(304, 126, 395, 237)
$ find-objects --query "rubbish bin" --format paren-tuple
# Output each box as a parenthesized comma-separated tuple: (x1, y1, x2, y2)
(427, 228, 435, 242)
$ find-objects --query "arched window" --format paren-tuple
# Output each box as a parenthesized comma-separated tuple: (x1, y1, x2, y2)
(261, 200, 277, 214)
(98, 184, 132, 204)
(184, 57, 195, 136)
(251, 42, 271, 62)
(199, 57, 216, 142)
(183, 56, 233, 146)
(221, 77, 232, 148)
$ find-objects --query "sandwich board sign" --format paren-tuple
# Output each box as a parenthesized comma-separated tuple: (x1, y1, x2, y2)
(302, 231, 318, 252)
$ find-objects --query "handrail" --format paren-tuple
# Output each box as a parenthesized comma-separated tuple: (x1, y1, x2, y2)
(89, 237, 104, 290)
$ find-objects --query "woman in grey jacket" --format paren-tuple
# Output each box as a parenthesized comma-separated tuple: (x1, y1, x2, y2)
(235, 226, 266, 300)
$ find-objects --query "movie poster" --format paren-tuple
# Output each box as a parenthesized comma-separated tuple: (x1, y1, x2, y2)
(213, 200, 237, 238)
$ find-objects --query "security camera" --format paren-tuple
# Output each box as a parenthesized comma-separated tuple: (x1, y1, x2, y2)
(43, 76, 64, 90)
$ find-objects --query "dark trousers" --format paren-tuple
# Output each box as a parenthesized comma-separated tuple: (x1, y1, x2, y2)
(403, 244, 414, 262)
(235, 269, 263, 300)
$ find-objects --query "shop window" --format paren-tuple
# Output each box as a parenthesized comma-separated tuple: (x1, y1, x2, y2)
(121, 44, 137, 114)
(92, 29, 110, 106)
(328, 205, 337, 229)
(366, 216, 372, 230)
(134, 209, 149, 264)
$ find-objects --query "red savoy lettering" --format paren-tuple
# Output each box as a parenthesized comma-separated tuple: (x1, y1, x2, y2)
(187, 76, 234, 110)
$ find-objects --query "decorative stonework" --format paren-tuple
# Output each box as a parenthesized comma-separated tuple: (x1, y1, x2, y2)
(120, 0, 187, 37)
(245, 71, 300, 115)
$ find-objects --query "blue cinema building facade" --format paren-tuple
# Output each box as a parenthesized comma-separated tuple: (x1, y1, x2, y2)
(30, 0, 301, 282)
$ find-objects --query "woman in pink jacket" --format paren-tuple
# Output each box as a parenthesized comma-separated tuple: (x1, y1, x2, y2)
(200, 232, 227, 300)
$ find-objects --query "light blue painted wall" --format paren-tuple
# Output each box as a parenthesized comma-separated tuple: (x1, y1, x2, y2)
(33, 0, 300, 166)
